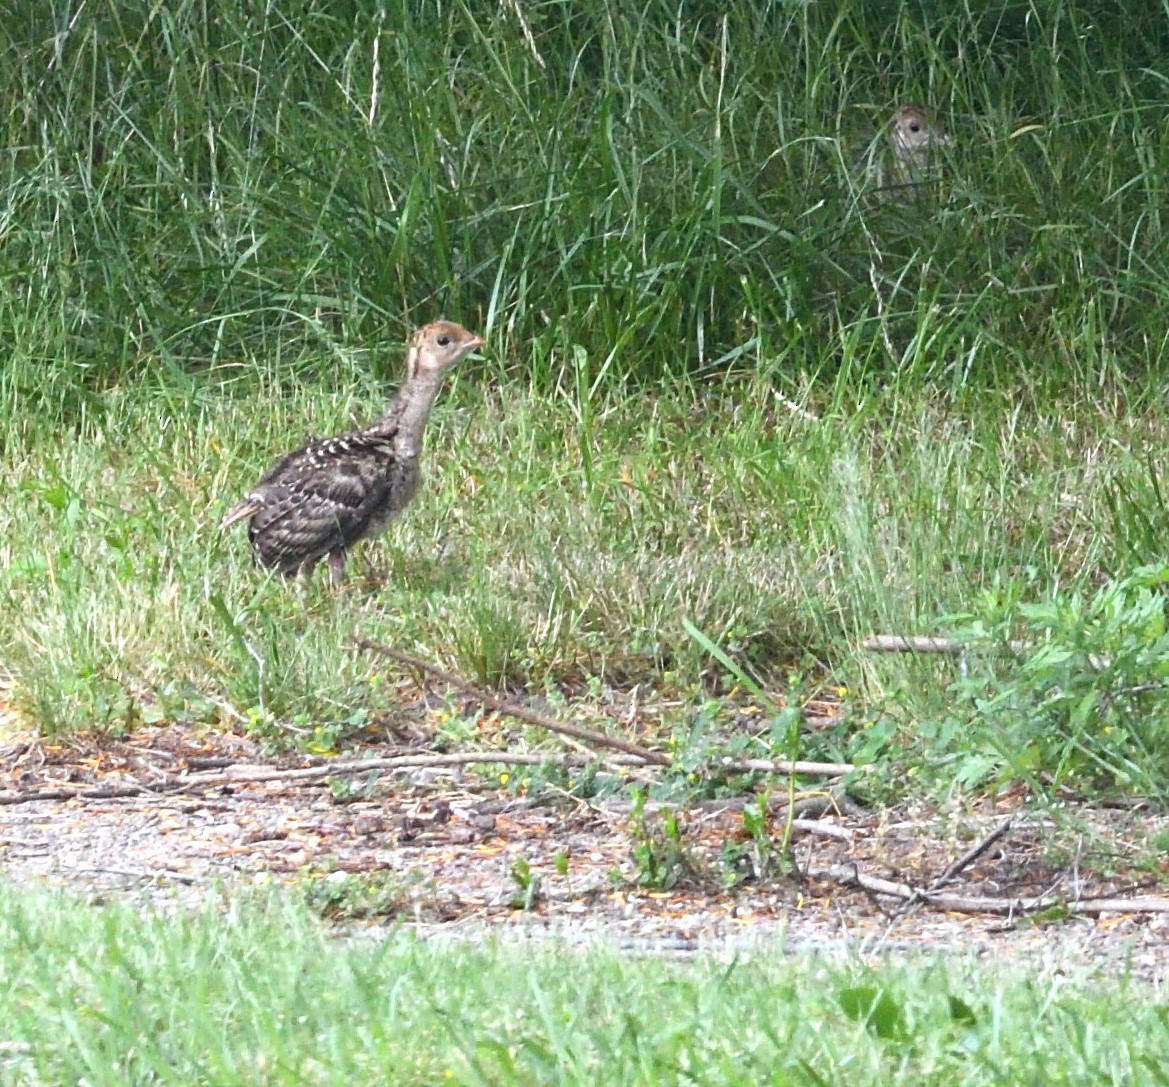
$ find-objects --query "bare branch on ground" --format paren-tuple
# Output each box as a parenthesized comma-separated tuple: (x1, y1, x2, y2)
(816, 863, 1169, 916)
(353, 638, 853, 778)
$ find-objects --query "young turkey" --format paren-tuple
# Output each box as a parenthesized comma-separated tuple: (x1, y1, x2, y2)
(221, 320, 484, 585)
(887, 102, 951, 188)
(855, 103, 952, 198)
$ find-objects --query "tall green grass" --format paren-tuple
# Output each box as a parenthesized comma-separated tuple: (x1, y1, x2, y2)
(3, 0, 1169, 407)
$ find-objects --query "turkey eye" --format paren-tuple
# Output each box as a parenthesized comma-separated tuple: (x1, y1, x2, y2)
(437, 335, 450, 346)
(909, 122, 920, 132)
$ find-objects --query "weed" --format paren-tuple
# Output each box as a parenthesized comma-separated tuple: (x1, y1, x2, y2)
(300, 867, 434, 921)
(741, 794, 777, 880)
(719, 793, 797, 888)
(509, 856, 542, 911)
(625, 788, 697, 891)
(938, 565, 1169, 796)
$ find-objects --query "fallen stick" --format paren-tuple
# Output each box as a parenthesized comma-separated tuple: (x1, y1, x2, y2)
(67, 865, 209, 885)
(354, 638, 672, 767)
(791, 819, 853, 841)
(929, 817, 1014, 890)
(887, 817, 1016, 923)
(354, 639, 853, 778)
(597, 789, 853, 820)
(182, 750, 648, 786)
(864, 635, 1110, 671)
(864, 635, 1026, 654)
(0, 748, 851, 809)
(0, 753, 653, 807)
(0, 784, 156, 806)
(670, 791, 857, 818)
(716, 755, 854, 776)
(817, 863, 1169, 915)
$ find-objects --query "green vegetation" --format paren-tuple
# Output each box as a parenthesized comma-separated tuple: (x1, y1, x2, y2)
(0, 885, 1164, 1085)
(942, 566, 1169, 794)
(5, 0, 1169, 393)
(5, 0, 1169, 795)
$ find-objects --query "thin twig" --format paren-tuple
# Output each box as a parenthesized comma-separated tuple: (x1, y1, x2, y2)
(884, 816, 1016, 928)
(354, 638, 673, 766)
(816, 864, 1169, 916)
(67, 865, 209, 885)
(0, 753, 653, 807)
(0, 784, 156, 806)
(680, 790, 857, 818)
(354, 638, 854, 777)
(929, 817, 1014, 890)
(181, 751, 649, 787)
(864, 634, 1110, 670)
(0, 747, 853, 809)
(790, 819, 854, 841)
(864, 634, 1026, 654)
(716, 755, 854, 776)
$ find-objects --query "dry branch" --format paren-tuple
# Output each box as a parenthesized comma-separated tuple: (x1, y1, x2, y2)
(354, 638, 853, 778)
(182, 750, 647, 787)
(682, 790, 859, 818)
(887, 817, 1016, 923)
(816, 863, 1169, 916)
(929, 817, 1013, 890)
(354, 638, 672, 766)
(790, 819, 854, 841)
(716, 755, 853, 776)
(0, 784, 155, 806)
(865, 631, 1028, 649)
(68, 865, 208, 885)
(0, 753, 652, 807)
(864, 634, 1110, 670)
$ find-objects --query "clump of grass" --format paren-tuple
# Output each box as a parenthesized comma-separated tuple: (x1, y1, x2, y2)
(300, 867, 437, 922)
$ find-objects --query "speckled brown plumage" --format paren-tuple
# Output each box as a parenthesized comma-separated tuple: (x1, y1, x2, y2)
(221, 320, 484, 585)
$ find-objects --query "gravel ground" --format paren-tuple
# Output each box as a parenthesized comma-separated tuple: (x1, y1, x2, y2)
(2, 725, 1167, 986)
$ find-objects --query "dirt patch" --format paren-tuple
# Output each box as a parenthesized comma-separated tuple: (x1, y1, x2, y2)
(2, 725, 1167, 983)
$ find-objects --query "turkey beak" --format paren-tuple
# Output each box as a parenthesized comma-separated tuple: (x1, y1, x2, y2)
(465, 335, 486, 354)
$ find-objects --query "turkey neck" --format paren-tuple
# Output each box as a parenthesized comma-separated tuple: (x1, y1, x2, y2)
(371, 346, 447, 459)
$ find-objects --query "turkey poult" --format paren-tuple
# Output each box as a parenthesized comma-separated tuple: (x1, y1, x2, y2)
(855, 103, 951, 196)
(887, 102, 951, 186)
(221, 320, 484, 585)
